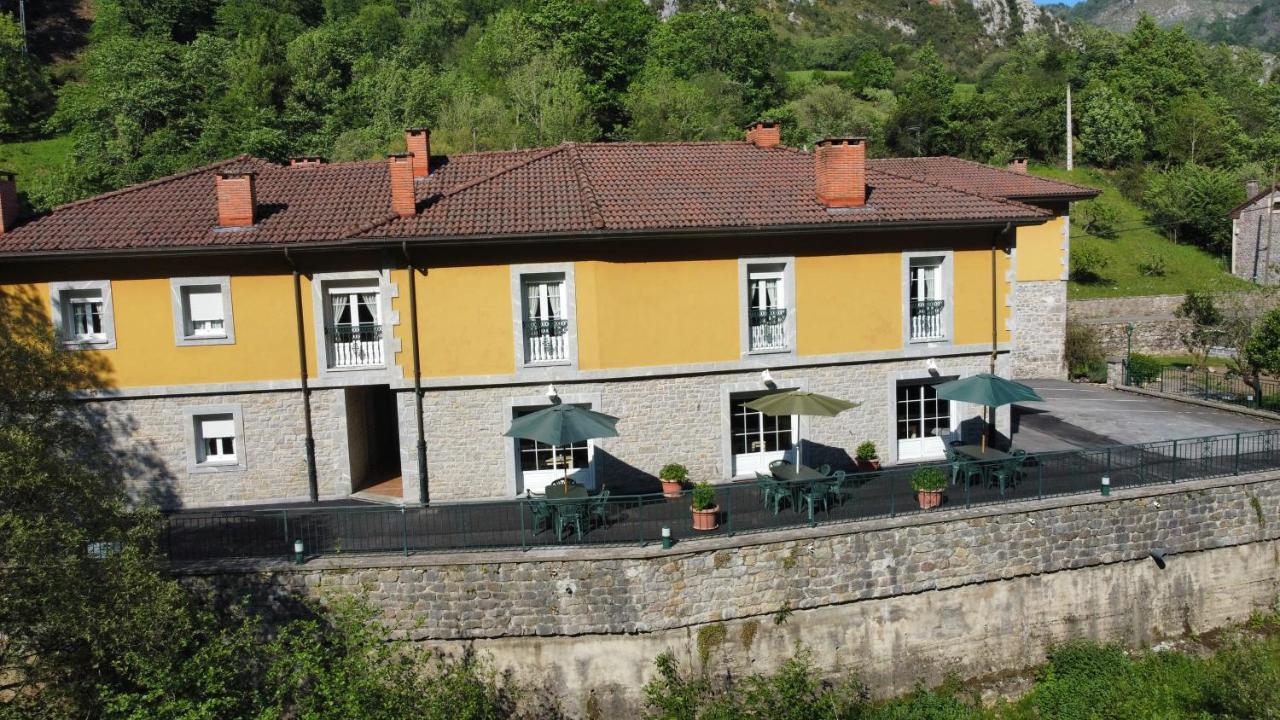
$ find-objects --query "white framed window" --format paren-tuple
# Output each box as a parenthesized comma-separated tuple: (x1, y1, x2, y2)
(183, 404, 247, 474)
(895, 379, 956, 461)
(739, 258, 795, 357)
(325, 284, 384, 369)
(902, 252, 953, 346)
(171, 277, 235, 346)
(50, 280, 116, 350)
(522, 274, 569, 364)
(514, 404, 594, 493)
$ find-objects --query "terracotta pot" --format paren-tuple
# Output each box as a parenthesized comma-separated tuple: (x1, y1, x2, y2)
(691, 505, 720, 531)
(661, 480, 684, 499)
(917, 489, 943, 509)
(857, 458, 882, 471)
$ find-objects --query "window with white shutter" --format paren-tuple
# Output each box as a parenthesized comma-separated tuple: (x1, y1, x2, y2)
(196, 414, 237, 464)
(171, 277, 235, 346)
(183, 286, 225, 337)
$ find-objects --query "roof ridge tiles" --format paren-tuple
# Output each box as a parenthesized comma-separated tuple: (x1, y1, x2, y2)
(882, 155, 1098, 196)
(869, 165, 1048, 218)
(566, 143, 605, 230)
(52, 155, 267, 212)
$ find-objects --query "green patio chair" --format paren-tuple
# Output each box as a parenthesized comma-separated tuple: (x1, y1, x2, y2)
(554, 501, 587, 542)
(526, 496, 553, 536)
(756, 473, 790, 515)
(799, 479, 836, 522)
(943, 443, 963, 485)
(819, 464, 832, 476)
(957, 460, 985, 488)
(988, 457, 1025, 496)
(831, 470, 854, 506)
(590, 489, 611, 529)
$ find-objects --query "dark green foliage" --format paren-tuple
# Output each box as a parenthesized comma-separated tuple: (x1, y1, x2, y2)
(1145, 163, 1244, 254)
(691, 481, 716, 511)
(1065, 321, 1107, 382)
(1125, 352, 1162, 385)
(0, 14, 55, 140)
(1077, 200, 1120, 240)
(855, 441, 878, 461)
(910, 467, 946, 492)
(1175, 291, 1223, 367)
(1244, 307, 1280, 377)
(1070, 244, 1110, 284)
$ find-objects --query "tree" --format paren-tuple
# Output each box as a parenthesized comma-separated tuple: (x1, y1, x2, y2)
(848, 50, 894, 96)
(786, 84, 888, 149)
(623, 67, 742, 142)
(1154, 94, 1242, 166)
(890, 43, 953, 155)
(505, 48, 599, 146)
(1145, 163, 1243, 254)
(1243, 307, 1280, 377)
(0, 13, 55, 140)
(1079, 83, 1144, 168)
(1175, 291, 1224, 369)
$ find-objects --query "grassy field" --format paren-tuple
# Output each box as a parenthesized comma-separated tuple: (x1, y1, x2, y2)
(1031, 165, 1255, 300)
(0, 135, 72, 184)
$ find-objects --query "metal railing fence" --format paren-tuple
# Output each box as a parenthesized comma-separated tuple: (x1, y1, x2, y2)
(163, 428, 1280, 562)
(1131, 364, 1280, 413)
(748, 308, 788, 351)
(909, 299, 945, 341)
(324, 323, 384, 368)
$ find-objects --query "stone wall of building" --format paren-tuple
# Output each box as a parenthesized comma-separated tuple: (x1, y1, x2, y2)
(1010, 280, 1066, 378)
(91, 387, 351, 509)
(177, 471, 1280, 715)
(415, 352, 1006, 501)
(1233, 190, 1279, 286)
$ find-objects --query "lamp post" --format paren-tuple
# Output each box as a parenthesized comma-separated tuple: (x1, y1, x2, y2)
(1124, 323, 1135, 385)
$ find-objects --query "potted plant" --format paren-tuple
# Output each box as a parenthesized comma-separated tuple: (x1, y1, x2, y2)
(911, 467, 946, 510)
(659, 463, 689, 499)
(855, 441, 881, 471)
(691, 482, 719, 531)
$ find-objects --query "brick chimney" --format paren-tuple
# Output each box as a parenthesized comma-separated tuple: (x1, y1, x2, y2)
(388, 154, 416, 218)
(0, 171, 17, 235)
(406, 128, 431, 178)
(1008, 157, 1028, 174)
(815, 138, 867, 209)
(290, 156, 325, 168)
(215, 172, 256, 228)
(745, 121, 781, 148)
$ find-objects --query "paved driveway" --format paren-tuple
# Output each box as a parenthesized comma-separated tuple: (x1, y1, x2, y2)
(1011, 379, 1279, 453)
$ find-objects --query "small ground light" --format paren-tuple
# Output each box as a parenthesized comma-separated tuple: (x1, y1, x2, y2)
(1101, 475, 1111, 497)
(661, 526, 673, 550)
(294, 539, 305, 564)
(1149, 548, 1167, 570)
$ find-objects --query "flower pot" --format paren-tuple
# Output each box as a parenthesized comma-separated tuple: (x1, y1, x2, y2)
(916, 489, 943, 509)
(691, 505, 719, 531)
(857, 458, 881, 471)
(661, 480, 684, 499)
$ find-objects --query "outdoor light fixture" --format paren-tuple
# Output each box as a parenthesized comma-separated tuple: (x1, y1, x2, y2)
(1149, 548, 1167, 570)
(1100, 475, 1111, 497)
(545, 383, 558, 399)
(294, 539, 304, 564)
(661, 526, 673, 550)
(761, 369, 775, 386)
(926, 358, 938, 373)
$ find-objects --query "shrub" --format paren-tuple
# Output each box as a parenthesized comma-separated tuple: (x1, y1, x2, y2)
(1070, 243, 1110, 283)
(658, 463, 688, 482)
(910, 467, 946, 492)
(855, 441, 878, 461)
(1065, 321, 1107, 382)
(1078, 200, 1120, 239)
(691, 482, 716, 510)
(1126, 352, 1163, 385)
(1137, 251, 1167, 277)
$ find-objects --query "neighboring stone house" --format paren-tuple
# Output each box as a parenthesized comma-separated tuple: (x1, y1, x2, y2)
(1231, 182, 1280, 286)
(0, 126, 1095, 509)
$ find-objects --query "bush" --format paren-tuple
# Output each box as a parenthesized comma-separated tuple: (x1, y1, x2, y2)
(658, 463, 688, 482)
(856, 441, 878, 461)
(1137, 251, 1167, 277)
(1126, 352, 1163, 385)
(1078, 200, 1120, 239)
(1070, 244, 1110, 283)
(910, 467, 946, 492)
(691, 481, 716, 510)
(1065, 321, 1107, 382)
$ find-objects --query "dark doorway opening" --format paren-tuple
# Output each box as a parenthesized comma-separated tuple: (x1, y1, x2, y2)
(345, 385, 402, 499)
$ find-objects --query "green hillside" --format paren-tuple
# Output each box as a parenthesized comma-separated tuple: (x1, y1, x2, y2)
(1032, 165, 1255, 299)
(0, 136, 71, 182)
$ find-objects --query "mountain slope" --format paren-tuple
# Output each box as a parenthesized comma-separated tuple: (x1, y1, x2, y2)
(1062, 0, 1255, 33)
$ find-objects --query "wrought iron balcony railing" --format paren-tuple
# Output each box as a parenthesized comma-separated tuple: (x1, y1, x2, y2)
(325, 323, 384, 368)
(524, 318, 570, 363)
(749, 307, 788, 351)
(909, 299, 946, 341)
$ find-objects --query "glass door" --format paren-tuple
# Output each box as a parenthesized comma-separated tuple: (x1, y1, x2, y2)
(896, 380, 954, 461)
(731, 394, 796, 476)
(514, 406, 594, 494)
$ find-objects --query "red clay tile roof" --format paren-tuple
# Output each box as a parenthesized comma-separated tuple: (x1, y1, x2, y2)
(871, 157, 1098, 201)
(0, 142, 1086, 256)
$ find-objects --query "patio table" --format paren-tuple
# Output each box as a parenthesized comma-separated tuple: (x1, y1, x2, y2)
(544, 484, 589, 500)
(772, 464, 834, 524)
(771, 463, 828, 483)
(954, 445, 1012, 462)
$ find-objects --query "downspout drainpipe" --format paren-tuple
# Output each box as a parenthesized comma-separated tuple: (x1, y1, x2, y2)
(286, 249, 319, 502)
(402, 242, 428, 505)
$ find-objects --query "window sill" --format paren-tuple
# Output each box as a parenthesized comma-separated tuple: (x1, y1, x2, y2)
(59, 337, 115, 351)
(177, 333, 235, 347)
(907, 337, 949, 345)
(325, 363, 389, 372)
(190, 460, 246, 474)
(745, 347, 792, 356)
(522, 360, 573, 368)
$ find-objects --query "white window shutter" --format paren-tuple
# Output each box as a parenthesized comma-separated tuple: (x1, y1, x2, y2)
(200, 417, 235, 439)
(186, 288, 223, 322)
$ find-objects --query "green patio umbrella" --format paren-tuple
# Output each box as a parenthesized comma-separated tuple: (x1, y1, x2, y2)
(503, 404, 620, 486)
(933, 373, 1043, 451)
(746, 390, 860, 468)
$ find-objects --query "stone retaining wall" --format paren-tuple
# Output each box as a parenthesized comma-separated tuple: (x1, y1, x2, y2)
(1067, 292, 1278, 357)
(178, 471, 1280, 714)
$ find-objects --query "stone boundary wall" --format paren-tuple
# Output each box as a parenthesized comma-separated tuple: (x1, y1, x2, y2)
(1068, 292, 1277, 357)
